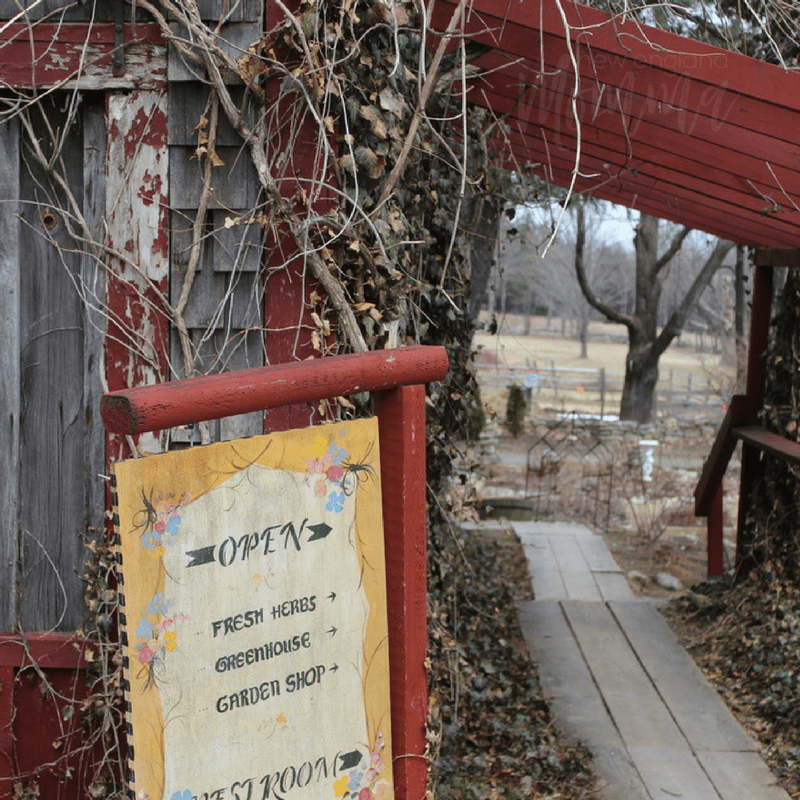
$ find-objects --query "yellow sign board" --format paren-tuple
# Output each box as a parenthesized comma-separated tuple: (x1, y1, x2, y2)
(112, 419, 393, 800)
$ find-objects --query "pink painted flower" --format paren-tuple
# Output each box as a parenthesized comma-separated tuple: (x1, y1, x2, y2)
(306, 458, 324, 475)
(138, 645, 155, 664)
(314, 479, 327, 498)
(326, 464, 344, 482)
(359, 788, 371, 800)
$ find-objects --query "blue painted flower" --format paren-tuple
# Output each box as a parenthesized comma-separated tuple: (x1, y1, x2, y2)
(165, 514, 182, 537)
(135, 618, 153, 641)
(148, 592, 168, 616)
(348, 769, 364, 791)
(143, 531, 162, 552)
(170, 791, 192, 800)
(326, 490, 345, 513)
(329, 444, 347, 465)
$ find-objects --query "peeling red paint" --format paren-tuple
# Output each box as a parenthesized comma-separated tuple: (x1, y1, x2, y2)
(104, 92, 169, 461)
(0, 24, 165, 89)
(154, 196, 170, 258)
(122, 103, 168, 158)
(138, 170, 163, 206)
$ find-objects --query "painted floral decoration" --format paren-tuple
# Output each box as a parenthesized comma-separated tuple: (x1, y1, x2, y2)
(134, 592, 189, 668)
(136, 491, 190, 556)
(332, 731, 391, 799)
(305, 438, 349, 514)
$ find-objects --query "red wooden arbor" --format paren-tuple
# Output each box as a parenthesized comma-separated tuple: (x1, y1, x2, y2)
(101, 345, 449, 800)
(695, 250, 800, 577)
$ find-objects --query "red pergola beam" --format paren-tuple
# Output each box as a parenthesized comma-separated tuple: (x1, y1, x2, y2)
(429, 0, 800, 247)
(101, 346, 449, 435)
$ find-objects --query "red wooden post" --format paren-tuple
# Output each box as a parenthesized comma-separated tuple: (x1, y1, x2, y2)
(101, 347, 447, 800)
(375, 386, 429, 800)
(707, 485, 724, 578)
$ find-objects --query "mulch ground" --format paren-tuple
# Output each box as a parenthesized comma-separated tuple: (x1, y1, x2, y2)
(429, 525, 597, 800)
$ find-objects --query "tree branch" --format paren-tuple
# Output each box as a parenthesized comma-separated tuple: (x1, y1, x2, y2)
(654, 224, 691, 274)
(653, 238, 735, 358)
(573, 201, 635, 329)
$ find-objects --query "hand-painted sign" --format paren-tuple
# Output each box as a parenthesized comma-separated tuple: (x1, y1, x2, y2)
(112, 419, 393, 800)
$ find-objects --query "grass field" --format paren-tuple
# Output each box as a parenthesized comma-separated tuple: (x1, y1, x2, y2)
(473, 316, 739, 420)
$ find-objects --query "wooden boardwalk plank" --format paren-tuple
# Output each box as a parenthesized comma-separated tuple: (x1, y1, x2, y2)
(522, 540, 567, 599)
(550, 537, 603, 600)
(698, 751, 792, 800)
(595, 572, 635, 601)
(626, 746, 720, 800)
(561, 601, 689, 750)
(517, 601, 650, 800)
(513, 521, 595, 540)
(578, 535, 624, 573)
(610, 601, 756, 753)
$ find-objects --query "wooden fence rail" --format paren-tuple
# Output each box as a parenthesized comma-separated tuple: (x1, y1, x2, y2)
(475, 364, 725, 417)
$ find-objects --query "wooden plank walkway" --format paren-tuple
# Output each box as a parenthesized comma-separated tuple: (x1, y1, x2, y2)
(512, 521, 790, 800)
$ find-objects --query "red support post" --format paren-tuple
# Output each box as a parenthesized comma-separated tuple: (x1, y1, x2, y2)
(707, 485, 724, 578)
(374, 385, 429, 800)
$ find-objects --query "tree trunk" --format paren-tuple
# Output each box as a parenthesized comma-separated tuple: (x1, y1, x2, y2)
(579, 315, 588, 358)
(619, 338, 660, 423)
(466, 193, 501, 321)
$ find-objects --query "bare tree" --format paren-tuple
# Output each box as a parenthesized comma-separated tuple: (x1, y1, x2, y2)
(575, 211, 734, 422)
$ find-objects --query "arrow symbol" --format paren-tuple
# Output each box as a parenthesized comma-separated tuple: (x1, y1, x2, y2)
(327, 626, 338, 637)
(186, 546, 216, 568)
(338, 750, 362, 771)
(330, 663, 339, 672)
(307, 523, 333, 542)
(327, 591, 336, 602)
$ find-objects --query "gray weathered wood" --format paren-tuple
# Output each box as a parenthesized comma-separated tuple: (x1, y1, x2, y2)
(610, 600, 757, 753)
(517, 601, 650, 800)
(561, 600, 688, 748)
(197, 0, 262, 22)
(522, 540, 566, 600)
(168, 84, 257, 146)
(697, 751, 792, 800)
(168, 209, 263, 443)
(594, 571, 634, 601)
(82, 99, 108, 545)
(577, 534, 624, 573)
(549, 536, 602, 600)
(0, 116, 20, 630)
(167, 22, 262, 83)
(625, 745, 720, 800)
(18, 99, 87, 630)
(169, 145, 261, 209)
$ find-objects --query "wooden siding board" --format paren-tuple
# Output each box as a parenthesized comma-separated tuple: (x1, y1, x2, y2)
(105, 91, 170, 459)
(0, 23, 167, 90)
(0, 117, 20, 631)
(168, 83, 257, 146)
(18, 100, 87, 631)
(169, 144, 260, 209)
(167, 22, 261, 82)
(196, 0, 262, 22)
(168, 209, 264, 442)
(82, 99, 108, 539)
